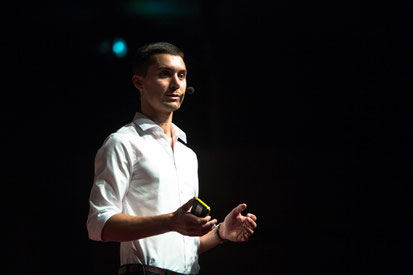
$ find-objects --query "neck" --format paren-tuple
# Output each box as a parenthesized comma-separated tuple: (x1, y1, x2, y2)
(141, 108, 174, 137)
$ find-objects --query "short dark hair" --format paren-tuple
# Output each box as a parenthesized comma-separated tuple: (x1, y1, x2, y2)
(132, 42, 184, 76)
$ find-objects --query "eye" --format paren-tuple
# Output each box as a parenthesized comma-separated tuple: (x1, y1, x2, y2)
(159, 70, 171, 78)
(178, 72, 186, 79)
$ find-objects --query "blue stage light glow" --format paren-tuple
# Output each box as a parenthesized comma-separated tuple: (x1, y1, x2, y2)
(112, 38, 128, 58)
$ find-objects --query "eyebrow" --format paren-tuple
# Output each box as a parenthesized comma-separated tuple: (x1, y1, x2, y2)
(156, 66, 187, 73)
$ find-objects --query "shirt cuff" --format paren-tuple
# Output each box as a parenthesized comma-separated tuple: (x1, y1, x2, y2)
(87, 210, 119, 241)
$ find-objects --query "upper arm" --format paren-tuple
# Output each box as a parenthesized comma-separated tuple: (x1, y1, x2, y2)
(86, 134, 134, 241)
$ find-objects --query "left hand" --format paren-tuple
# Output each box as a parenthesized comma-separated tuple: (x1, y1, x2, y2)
(220, 203, 257, 242)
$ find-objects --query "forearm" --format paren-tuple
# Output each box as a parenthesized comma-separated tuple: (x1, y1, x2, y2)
(101, 213, 174, 242)
(198, 226, 223, 254)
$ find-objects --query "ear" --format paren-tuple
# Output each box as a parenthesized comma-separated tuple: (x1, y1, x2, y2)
(132, 74, 144, 93)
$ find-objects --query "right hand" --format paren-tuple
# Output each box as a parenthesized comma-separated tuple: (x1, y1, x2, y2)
(171, 197, 217, 236)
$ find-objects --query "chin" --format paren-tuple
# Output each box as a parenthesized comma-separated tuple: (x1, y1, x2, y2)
(163, 102, 182, 112)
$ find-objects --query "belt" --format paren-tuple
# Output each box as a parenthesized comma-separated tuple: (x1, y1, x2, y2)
(119, 264, 193, 275)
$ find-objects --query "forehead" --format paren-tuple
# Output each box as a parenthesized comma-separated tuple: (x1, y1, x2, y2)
(148, 54, 186, 71)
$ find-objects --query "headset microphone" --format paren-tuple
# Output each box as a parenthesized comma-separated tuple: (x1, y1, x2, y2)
(186, 87, 195, 94)
(180, 86, 195, 104)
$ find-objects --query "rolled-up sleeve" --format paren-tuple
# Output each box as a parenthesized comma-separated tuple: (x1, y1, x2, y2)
(86, 134, 133, 241)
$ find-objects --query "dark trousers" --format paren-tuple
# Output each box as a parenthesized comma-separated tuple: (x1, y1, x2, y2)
(121, 271, 159, 275)
(119, 264, 194, 275)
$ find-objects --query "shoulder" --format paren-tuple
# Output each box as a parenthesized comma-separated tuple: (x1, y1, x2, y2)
(103, 122, 140, 145)
(97, 123, 140, 157)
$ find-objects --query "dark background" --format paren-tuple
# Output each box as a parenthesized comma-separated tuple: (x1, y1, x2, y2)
(4, 1, 411, 274)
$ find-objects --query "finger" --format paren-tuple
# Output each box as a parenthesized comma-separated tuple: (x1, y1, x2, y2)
(242, 219, 255, 231)
(203, 215, 212, 222)
(240, 232, 249, 242)
(207, 218, 218, 227)
(184, 212, 203, 226)
(194, 219, 216, 236)
(244, 225, 254, 235)
(201, 218, 217, 228)
(232, 203, 247, 216)
(201, 219, 217, 231)
(246, 217, 257, 229)
(246, 213, 257, 221)
(187, 215, 212, 228)
(182, 197, 196, 212)
(195, 215, 211, 225)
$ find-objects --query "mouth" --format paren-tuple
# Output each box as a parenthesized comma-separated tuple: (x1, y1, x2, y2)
(165, 92, 182, 101)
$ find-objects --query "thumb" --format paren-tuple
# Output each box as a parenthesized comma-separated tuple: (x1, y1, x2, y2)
(232, 203, 247, 216)
(181, 197, 196, 212)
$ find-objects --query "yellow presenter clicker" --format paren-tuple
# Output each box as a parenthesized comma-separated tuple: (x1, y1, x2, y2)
(190, 198, 211, 217)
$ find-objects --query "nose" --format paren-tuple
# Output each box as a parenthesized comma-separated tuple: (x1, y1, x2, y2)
(169, 74, 181, 91)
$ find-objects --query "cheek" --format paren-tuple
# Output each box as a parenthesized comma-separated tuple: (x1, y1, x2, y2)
(142, 80, 162, 94)
(143, 82, 167, 101)
(147, 79, 169, 91)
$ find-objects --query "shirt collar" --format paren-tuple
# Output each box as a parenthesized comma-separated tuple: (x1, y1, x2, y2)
(133, 112, 187, 144)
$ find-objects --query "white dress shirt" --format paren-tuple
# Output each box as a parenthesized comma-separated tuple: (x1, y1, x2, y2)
(87, 112, 200, 274)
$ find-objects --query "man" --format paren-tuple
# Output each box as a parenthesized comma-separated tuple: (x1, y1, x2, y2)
(87, 42, 257, 275)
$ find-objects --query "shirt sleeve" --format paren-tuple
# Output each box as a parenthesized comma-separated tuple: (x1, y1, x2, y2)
(86, 134, 133, 241)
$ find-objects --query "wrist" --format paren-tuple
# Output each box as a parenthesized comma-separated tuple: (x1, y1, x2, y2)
(214, 222, 227, 243)
(167, 212, 177, 232)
